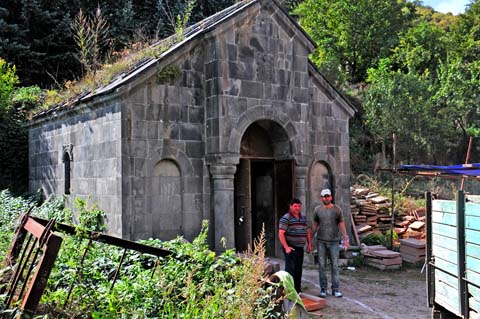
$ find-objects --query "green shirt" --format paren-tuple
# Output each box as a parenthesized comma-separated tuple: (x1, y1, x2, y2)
(313, 205, 343, 243)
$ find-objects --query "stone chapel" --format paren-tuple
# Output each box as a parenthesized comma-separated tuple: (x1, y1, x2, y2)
(28, 0, 356, 255)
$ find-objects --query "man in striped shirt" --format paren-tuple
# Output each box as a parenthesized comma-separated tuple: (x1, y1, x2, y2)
(279, 198, 312, 292)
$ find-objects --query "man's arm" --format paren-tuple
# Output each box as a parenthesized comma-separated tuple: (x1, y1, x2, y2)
(306, 227, 312, 253)
(279, 229, 294, 254)
(339, 221, 349, 251)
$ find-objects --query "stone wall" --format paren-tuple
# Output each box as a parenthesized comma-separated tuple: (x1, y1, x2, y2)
(121, 45, 208, 241)
(29, 101, 124, 235)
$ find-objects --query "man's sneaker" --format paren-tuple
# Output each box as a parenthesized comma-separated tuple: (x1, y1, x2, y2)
(332, 289, 343, 298)
(319, 289, 327, 298)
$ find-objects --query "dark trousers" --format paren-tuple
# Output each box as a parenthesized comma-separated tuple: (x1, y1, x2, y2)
(284, 247, 304, 293)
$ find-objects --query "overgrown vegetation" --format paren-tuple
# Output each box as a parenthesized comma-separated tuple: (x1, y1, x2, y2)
(0, 191, 289, 318)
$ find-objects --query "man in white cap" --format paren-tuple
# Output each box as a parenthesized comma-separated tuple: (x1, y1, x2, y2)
(311, 188, 349, 298)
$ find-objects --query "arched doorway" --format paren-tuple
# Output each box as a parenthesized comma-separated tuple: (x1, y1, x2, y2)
(150, 159, 182, 240)
(234, 120, 293, 256)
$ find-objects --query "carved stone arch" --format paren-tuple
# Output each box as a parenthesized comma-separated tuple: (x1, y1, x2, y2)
(62, 144, 73, 162)
(227, 106, 298, 156)
(149, 159, 182, 240)
(309, 160, 334, 209)
(149, 146, 194, 176)
(146, 147, 194, 240)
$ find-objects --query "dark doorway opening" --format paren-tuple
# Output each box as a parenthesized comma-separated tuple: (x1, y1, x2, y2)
(234, 159, 293, 256)
(233, 120, 294, 256)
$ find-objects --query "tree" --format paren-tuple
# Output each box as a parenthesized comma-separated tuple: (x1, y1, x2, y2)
(294, 0, 416, 85)
(363, 58, 437, 163)
(0, 58, 19, 112)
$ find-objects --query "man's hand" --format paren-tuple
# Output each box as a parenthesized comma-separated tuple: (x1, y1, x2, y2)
(343, 236, 349, 251)
(307, 242, 313, 253)
(285, 246, 295, 254)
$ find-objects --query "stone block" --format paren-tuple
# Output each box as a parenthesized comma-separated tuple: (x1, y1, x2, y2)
(227, 44, 237, 61)
(181, 123, 202, 141)
(241, 81, 263, 99)
(185, 141, 204, 158)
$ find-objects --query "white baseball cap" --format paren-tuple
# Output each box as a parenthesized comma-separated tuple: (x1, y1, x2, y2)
(320, 189, 331, 196)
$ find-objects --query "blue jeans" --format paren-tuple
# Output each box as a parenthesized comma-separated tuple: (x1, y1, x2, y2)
(317, 241, 340, 290)
(284, 247, 304, 293)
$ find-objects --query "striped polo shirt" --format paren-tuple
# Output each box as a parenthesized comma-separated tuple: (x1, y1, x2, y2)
(279, 212, 308, 248)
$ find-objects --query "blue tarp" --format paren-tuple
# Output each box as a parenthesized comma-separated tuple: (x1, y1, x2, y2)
(398, 163, 480, 177)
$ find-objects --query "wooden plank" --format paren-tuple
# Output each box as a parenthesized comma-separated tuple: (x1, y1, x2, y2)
(299, 293, 327, 311)
(432, 233, 457, 251)
(399, 238, 425, 248)
(432, 223, 458, 239)
(400, 246, 425, 257)
(435, 276, 461, 316)
(366, 256, 402, 266)
(434, 257, 458, 276)
(435, 290, 461, 317)
(366, 260, 401, 270)
(435, 269, 458, 288)
(469, 296, 480, 314)
(370, 250, 401, 258)
(432, 245, 458, 264)
(469, 310, 480, 319)
(401, 253, 424, 263)
(432, 200, 457, 214)
(467, 228, 480, 244)
(470, 285, 480, 304)
(350, 214, 360, 246)
(432, 211, 456, 226)
(409, 221, 425, 230)
(466, 203, 480, 217)
(466, 215, 480, 231)
(467, 242, 480, 258)
(466, 267, 480, 289)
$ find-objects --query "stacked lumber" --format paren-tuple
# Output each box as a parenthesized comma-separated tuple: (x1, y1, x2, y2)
(362, 245, 402, 270)
(350, 186, 427, 242)
(399, 238, 425, 263)
(351, 188, 396, 239)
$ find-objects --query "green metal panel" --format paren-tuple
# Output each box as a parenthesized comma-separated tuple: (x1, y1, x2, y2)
(432, 211, 457, 226)
(433, 245, 458, 266)
(432, 200, 457, 214)
(467, 228, 480, 244)
(467, 242, 480, 259)
(431, 199, 480, 317)
(467, 216, 480, 231)
(469, 285, 480, 312)
(467, 268, 480, 289)
(432, 222, 459, 239)
(466, 203, 480, 217)
(435, 258, 458, 276)
(432, 233, 457, 250)
(435, 275, 461, 316)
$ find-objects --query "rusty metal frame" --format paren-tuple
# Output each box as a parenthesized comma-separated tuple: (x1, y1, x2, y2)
(2, 211, 63, 317)
(2, 212, 175, 317)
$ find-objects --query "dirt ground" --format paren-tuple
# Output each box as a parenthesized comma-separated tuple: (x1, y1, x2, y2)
(273, 258, 431, 319)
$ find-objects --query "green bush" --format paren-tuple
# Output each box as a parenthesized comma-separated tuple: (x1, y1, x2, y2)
(0, 191, 282, 319)
(0, 59, 19, 113)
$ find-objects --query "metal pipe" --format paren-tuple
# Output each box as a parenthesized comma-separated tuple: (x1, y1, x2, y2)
(110, 248, 128, 292)
(63, 237, 93, 310)
(457, 190, 467, 317)
(390, 133, 397, 250)
(460, 136, 473, 190)
(425, 192, 434, 307)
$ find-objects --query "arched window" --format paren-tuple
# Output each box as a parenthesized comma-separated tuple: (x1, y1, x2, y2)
(310, 161, 333, 206)
(63, 152, 71, 194)
(62, 144, 73, 195)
